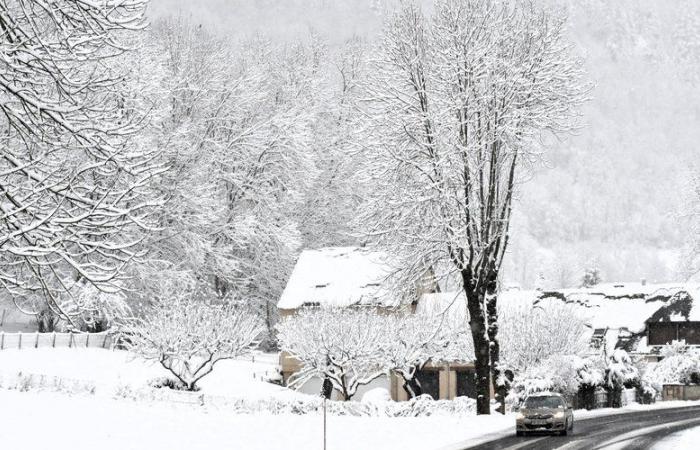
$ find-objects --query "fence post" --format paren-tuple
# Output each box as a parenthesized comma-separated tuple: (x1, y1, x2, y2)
(86, 333, 90, 348)
(1, 331, 4, 350)
(18, 332, 22, 349)
(0, 308, 5, 326)
(102, 333, 108, 349)
(35, 331, 39, 348)
(52, 332, 56, 348)
(68, 333, 73, 348)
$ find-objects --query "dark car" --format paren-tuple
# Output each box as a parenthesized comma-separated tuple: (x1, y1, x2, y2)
(515, 393, 574, 436)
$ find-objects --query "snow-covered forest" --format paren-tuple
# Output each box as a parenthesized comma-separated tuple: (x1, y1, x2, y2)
(148, 0, 700, 289)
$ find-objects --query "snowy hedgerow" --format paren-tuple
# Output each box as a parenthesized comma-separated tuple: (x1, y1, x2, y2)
(277, 307, 388, 400)
(122, 287, 264, 391)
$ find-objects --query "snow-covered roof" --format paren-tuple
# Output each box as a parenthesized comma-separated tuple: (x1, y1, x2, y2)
(416, 292, 467, 320)
(277, 247, 397, 310)
(535, 283, 698, 333)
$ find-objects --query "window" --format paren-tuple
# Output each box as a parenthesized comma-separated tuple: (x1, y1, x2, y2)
(456, 369, 478, 399)
(415, 368, 440, 400)
(524, 396, 565, 409)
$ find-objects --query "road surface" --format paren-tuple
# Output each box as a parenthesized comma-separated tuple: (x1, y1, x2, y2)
(464, 405, 700, 450)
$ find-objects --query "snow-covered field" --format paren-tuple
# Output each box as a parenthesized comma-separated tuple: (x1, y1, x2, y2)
(2, 348, 700, 450)
(0, 347, 290, 399)
(0, 388, 516, 450)
(0, 348, 516, 449)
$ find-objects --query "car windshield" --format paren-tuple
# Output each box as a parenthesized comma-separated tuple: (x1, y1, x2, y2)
(524, 396, 564, 409)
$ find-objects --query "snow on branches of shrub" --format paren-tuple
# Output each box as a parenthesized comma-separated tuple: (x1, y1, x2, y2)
(605, 349, 640, 389)
(509, 354, 584, 405)
(643, 341, 700, 395)
(122, 291, 264, 391)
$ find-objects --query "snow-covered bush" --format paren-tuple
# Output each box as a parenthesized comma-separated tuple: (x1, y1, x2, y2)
(605, 349, 640, 408)
(123, 293, 264, 391)
(362, 388, 392, 404)
(277, 307, 388, 400)
(605, 350, 640, 389)
(509, 354, 583, 406)
(643, 344, 700, 395)
(576, 356, 606, 409)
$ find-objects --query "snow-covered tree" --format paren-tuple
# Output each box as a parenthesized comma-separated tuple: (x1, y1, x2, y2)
(128, 19, 320, 343)
(580, 267, 602, 288)
(0, 1, 161, 325)
(277, 307, 388, 400)
(498, 300, 590, 375)
(356, 0, 588, 414)
(384, 310, 472, 398)
(123, 280, 264, 391)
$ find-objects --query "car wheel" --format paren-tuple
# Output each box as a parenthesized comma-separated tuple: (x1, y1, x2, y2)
(569, 419, 574, 432)
(560, 420, 568, 436)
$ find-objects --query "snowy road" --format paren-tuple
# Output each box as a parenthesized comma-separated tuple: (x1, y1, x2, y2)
(462, 405, 700, 450)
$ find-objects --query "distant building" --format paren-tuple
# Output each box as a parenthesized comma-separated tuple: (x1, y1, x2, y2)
(535, 283, 700, 360)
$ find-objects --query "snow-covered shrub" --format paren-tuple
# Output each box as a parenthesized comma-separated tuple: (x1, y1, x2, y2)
(576, 356, 606, 409)
(277, 307, 389, 400)
(605, 350, 640, 408)
(643, 345, 700, 395)
(509, 354, 582, 407)
(149, 377, 194, 392)
(122, 290, 264, 391)
(362, 388, 392, 404)
(606, 350, 640, 388)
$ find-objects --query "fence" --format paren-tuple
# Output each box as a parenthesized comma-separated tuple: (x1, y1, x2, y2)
(662, 384, 700, 401)
(0, 332, 112, 350)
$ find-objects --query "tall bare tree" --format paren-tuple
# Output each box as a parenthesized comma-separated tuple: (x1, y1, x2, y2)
(358, 0, 587, 414)
(0, 1, 161, 324)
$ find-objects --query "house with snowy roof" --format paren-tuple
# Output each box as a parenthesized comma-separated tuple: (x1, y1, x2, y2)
(533, 282, 700, 359)
(277, 246, 485, 401)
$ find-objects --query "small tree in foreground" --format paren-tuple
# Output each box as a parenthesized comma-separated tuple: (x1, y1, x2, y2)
(124, 297, 264, 391)
(277, 307, 388, 400)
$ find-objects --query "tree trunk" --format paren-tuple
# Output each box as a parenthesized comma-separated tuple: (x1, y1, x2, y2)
(485, 276, 506, 414)
(463, 271, 492, 415)
(402, 375, 422, 399)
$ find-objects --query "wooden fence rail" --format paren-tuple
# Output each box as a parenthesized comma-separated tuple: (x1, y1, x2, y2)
(0, 332, 112, 350)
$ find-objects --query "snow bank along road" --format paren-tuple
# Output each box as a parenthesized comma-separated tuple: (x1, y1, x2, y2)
(462, 405, 700, 450)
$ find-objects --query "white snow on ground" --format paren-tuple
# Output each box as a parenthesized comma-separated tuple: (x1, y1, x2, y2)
(3, 348, 700, 449)
(0, 389, 513, 450)
(651, 425, 700, 449)
(0, 347, 296, 399)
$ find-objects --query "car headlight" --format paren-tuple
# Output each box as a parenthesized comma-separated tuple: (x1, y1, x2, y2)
(554, 411, 565, 419)
(516, 412, 525, 420)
